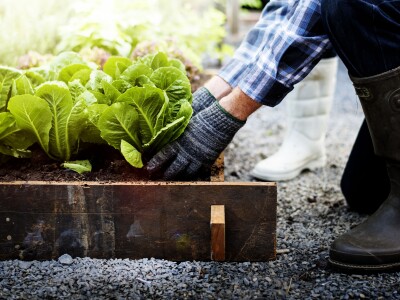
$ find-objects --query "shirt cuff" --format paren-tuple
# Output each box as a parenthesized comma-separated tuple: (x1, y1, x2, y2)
(218, 58, 248, 88)
(237, 64, 294, 107)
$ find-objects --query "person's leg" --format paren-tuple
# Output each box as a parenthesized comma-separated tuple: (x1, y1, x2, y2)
(251, 54, 338, 181)
(322, 0, 400, 76)
(321, 0, 400, 271)
(341, 120, 390, 214)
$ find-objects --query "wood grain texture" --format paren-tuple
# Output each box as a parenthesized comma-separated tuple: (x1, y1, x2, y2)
(0, 182, 277, 261)
(211, 205, 225, 261)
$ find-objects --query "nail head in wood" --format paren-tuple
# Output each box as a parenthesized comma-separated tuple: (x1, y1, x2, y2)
(210, 205, 225, 261)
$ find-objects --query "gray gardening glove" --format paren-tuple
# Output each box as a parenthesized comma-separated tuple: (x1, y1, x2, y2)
(147, 101, 245, 180)
(191, 87, 217, 115)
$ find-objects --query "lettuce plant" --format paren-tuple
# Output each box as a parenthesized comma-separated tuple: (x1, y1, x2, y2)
(8, 81, 88, 161)
(0, 67, 23, 112)
(4, 52, 96, 163)
(0, 112, 35, 160)
(94, 52, 193, 168)
(1, 51, 193, 172)
(0, 67, 37, 160)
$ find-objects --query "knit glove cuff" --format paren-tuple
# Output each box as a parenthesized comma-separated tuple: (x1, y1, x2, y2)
(191, 87, 217, 115)
(192, 101, 245, 158)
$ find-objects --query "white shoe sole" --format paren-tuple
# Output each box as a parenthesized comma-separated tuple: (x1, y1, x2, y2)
(250, 156, 326, 181)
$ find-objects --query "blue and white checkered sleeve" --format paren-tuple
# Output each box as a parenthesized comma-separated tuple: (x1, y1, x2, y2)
(219, 0, 292, 87)
(220, 0, 333, 107)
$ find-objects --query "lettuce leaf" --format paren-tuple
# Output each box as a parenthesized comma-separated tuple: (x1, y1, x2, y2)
(121, 140, 143, 168)
(103, 56, 132, 79)
(35, 81, 86, 161)
(58, 64, 92, 83)
(0, 112, 34, 158)
(150, 66, 191, 103)
(120, 63, 153, 85)
(49, 51, 87, 73)
(2, 51, 193, 169)
(97, 102, 142, 151)
(8, 94, 53, 154)
(62, 160, 92, 174)
(81, 104, 108, 144)
(0, 67, 23, 112)
(144, 100, 193, 154)
(116, 86, 166, 144)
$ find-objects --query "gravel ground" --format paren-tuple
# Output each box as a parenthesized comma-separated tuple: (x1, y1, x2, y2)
(1, 62, 400, 299)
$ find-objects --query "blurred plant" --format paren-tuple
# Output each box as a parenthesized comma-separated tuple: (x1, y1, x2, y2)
(0, 0, 74, 66)
(131, 40, 201, 85)
(240, 0, 263, 9)
(17, 51, 54, 70)
(55, 0, 232, 69)
(0, 0, 232, 71)
(240, 0, 268, 10)
(79, 47, 112, 69)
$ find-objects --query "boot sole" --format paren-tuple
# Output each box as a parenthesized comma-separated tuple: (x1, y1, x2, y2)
(250, 156, 326, 181)
(329, 258, 400, 273)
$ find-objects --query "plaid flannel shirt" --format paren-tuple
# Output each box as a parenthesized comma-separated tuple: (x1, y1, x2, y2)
(219, 0, 333, 106)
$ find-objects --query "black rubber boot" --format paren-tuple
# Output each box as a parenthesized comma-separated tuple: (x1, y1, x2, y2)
(329, 66, 400, 272)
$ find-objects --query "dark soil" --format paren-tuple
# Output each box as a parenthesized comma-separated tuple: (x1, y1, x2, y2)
(0, 145, 148, 182)
(0, 145, 217, 183)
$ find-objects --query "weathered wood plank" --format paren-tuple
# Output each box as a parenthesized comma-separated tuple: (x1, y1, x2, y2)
(0, 182, 276, 261)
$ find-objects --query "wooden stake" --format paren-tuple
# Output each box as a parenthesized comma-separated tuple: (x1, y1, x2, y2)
(211, 205, 225, 261)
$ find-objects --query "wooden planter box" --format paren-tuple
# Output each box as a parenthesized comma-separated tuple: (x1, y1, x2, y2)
(0, 159, 277, 262)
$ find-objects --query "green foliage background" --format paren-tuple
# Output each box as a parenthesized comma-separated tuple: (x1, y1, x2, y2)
(0, 0, 231, 68)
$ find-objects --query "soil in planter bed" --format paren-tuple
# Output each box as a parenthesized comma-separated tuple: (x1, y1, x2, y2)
(0, 145, 217, 182)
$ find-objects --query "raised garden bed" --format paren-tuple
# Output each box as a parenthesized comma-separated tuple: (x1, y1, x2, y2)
(0, 154, 276, 262)
(0, 54, 277, 262)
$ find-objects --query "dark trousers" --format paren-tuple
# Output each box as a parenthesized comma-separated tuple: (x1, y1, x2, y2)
(321, 0, 400, 213)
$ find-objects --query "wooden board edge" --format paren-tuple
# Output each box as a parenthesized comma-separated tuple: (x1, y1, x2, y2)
(0, 181, 277, 187)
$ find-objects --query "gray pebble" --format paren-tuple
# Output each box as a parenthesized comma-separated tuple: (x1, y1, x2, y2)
(18, 261, 32, 269)
(58, 254, 73, 265)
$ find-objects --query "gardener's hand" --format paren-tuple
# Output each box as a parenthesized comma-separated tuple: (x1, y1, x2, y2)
(147, 101, 245, 180)
(191, 76, 232, 115)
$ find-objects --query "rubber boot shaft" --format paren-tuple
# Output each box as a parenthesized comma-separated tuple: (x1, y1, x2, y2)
(330, 66, 400, 271)
(351, 66, 400, 161)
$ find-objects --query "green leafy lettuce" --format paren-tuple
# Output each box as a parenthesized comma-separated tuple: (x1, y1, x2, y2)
(8, 81, 87, 161)
(0, 67, 23, 112)
(0, 112, 34, 159)
(1, 51, 193, 172)
(96, 52, 193, 168)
